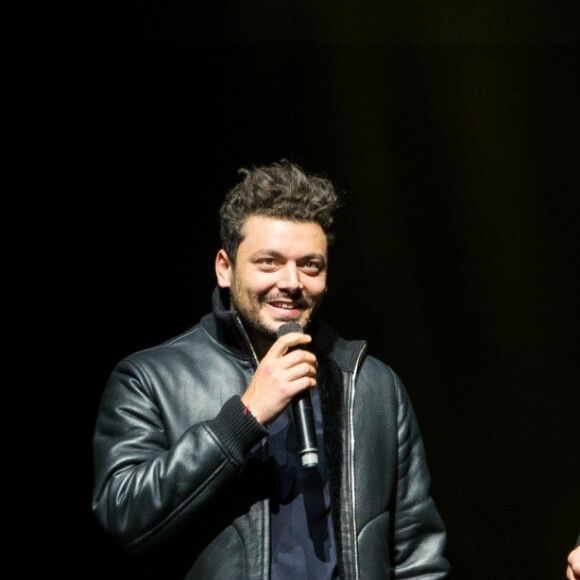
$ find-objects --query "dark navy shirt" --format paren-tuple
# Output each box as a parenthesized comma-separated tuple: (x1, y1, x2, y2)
(268, 386, 339, 579)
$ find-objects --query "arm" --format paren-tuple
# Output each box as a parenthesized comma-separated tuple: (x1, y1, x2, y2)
(392, 371, 451, 578)
(92, 331, 315, 553)
(92, 358, 267, 552)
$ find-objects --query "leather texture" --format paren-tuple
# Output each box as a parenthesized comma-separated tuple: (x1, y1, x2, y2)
(92, 287, 450, 579)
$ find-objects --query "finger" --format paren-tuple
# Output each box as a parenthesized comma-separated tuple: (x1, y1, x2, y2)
(278, 349, 317, 369)
(286, 374, 317, 395)
(269, 332, 312, 358)
(284, 361, 318, 382)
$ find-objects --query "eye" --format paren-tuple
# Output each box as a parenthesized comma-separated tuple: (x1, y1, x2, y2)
(256, 257, 279, 270)
(302, 261, 323, 273)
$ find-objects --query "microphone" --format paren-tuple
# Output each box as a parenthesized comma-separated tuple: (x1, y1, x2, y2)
(277, 322, 319, 469)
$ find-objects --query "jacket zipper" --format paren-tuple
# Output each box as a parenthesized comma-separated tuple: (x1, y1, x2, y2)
(233, 313, 368, 580)
(344, 343, 367, 580)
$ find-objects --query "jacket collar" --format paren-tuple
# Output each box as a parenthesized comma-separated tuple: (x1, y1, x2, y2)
(206, 286, 365, 373)
(199, 286, 253, 360)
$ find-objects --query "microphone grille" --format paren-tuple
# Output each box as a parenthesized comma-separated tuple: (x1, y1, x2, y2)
(277, 322, 303, 337)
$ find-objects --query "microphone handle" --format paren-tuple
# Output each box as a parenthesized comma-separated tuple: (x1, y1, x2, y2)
(291, 390, 319, 469)
(276, 322, 319, 470)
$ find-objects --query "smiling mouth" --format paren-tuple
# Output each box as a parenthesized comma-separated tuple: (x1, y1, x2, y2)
(269, 301, 301, 310)
(262, 293, 309, 311)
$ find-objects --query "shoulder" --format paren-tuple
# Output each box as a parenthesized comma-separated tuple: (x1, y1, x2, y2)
(362, 355, 407, 385)
(113, 320, 214, 379)
(131, 322, 205, 358)
(358, 354, 407, 397)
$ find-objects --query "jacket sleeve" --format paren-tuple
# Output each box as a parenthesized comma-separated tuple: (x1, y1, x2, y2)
(391, 370, 451, 578)
(91, 357, 267, 553)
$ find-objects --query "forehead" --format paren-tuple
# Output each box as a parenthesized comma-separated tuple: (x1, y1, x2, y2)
(239, 215, 327, 255)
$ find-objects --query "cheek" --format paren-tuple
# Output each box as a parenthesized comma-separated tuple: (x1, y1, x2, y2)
(304, 276, 327, 296)
(240, 271, 276, 294)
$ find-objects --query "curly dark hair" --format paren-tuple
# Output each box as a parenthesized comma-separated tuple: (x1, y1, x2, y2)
(219, 159, 341, 262)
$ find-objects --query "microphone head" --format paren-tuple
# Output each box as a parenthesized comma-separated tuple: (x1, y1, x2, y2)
(277, 322, 304, 337)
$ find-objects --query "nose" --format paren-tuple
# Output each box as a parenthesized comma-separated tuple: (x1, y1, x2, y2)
(278, 262, 303, 291)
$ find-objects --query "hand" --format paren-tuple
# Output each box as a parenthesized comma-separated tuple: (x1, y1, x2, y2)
(241, 331, 317, 425)
(567, 544, 580, 580)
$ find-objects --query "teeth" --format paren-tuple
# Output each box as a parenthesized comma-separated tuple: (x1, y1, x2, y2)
(273, 303, 293, 309)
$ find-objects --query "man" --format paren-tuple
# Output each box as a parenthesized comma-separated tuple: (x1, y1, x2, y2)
(92, 159, 450, 579)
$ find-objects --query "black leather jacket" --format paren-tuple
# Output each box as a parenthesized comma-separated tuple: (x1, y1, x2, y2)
(92, 288, 450, 579)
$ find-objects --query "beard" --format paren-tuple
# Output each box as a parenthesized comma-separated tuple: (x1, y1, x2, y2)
(229, 273, 323, 342)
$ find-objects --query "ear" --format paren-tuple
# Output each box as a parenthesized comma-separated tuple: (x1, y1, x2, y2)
(215, 249, 233, 288)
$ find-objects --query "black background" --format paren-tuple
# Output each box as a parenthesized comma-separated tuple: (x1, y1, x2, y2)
(60, 2, 579, 578)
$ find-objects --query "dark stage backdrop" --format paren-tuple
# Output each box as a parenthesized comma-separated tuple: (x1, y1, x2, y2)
(62, 3, 579, 579)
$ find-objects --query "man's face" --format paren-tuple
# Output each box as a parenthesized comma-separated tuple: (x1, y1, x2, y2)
(216, 215, 328, 343)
